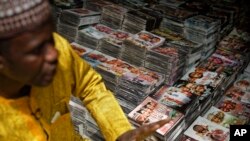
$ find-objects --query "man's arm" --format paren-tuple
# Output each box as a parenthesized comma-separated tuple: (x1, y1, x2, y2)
(63, 40, 133, 140)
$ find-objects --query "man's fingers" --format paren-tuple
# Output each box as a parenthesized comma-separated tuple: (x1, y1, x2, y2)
(152, 118, 172, 128)
(136, 118, 171, 140)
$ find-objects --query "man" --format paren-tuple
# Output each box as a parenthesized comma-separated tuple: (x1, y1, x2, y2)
(0, 0, 169, 141)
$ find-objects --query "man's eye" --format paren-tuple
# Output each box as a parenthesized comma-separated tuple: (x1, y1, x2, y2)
(31, 45, 44, 54)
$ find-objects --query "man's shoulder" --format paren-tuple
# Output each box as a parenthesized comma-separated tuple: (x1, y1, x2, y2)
(53, 32, 71, 51)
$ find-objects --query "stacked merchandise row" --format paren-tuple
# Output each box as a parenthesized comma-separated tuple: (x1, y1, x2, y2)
(57, 7, 101, 42)
(128, 33, 250, 141)
(52, 0, 249, 140)
(181, 73, 250, 141)
(71, 42, 165, 114)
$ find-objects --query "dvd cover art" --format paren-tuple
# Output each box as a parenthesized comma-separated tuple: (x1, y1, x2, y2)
(121, 67, 164, 90)
(203, 106, 246, 128)
(93, 24, 114, 34)
(79, 26, 106, 40)
(225, 86, 250, 104)
(184, 116, 229, 141)
(128, 97, 184, 136)
(70, 42, 93, 56)
(149, 45, 181, 62)
(215, 96, 250, 121)
(98, 30, 131, 58)
(98, 59, 136, 77)
(174, 80, 214, 101)
(83, 50, 109, 67)
(218, 35, 248, 53)
(198, 53, 240, 76)
(214, 48, 244, 65)
(105, 30, 131, 46)
(179, 135, 197, 141)
(150, 85, 197, 113)
(132, 31, 165, 49)
(233, 74, 250, 92)
(181, 66, 226, 88)
(77, 24, 114, 49)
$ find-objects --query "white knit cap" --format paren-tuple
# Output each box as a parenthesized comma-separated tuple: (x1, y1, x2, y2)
(0, 0, 51, 39)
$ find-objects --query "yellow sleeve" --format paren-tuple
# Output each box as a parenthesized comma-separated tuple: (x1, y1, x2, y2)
(53, 33, 133, 141)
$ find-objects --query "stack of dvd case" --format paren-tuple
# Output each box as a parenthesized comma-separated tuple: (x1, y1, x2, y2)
(116, 65, 165, 113)
(197, 50, 243, 91)
(98, 30, 132, 58)
(181, 74, 250, 141)
(152, 28, 203, 72)
(211, 4, 238, 25)
(117, 67, 165, 112)
(83, 50, 123, 92)
(57, 8, 101, 42)
(173, 79, 214, 117)
(60, 8, 101, 27)
(179, 0, 210, 15)
(216, 35, 248, 73)
(139, 7, 163, 29)
(145, 44, 186, 85)
(76, 24, 114, 49)
(159, 0, 186, 8)
(122, 8, 162, 34)
(214, 96, 250, 124)
(223, 74, 250, 109)
(217, 35, 249, 54)
(206, 7, 232, 39)
(84, 0, 113, 12)
(202, 106, 247, 128)
(183, 65, 226, 88)
(184, 15, 221, 61)
(82, 49, 165, 113)
(152, 4, 197, 35)
(152, 28, 183, 42)
(100, 4, 128, 29)
(150, 85, 199, 123)
(57, 21, 81, 42)
(121, 31, 165, 67)
(180, 65, 226, 97)
(118, 0, 148, 9)
(167, 38, 203, 72)
(128, 97, 185, 141)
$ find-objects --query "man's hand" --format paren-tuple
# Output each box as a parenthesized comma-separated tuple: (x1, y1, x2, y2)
(116, 118, 171, 141)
